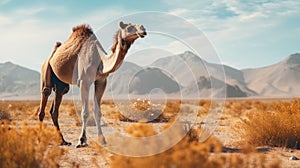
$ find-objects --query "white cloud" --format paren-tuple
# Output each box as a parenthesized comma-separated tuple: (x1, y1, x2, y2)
(124, 31, 220, 66)
(1, 1, 299, 71)
(76, 7, 131, 29)
(0, 16, 70, 70)
(169, 8, 188, 16)
(164, 0, 300, 68)
(0, 6, 134, 71)
(0, 0, 10, 5)
(163, 0, 211, 9)
(0, 15, 13, 25)
(15, 7, 45, 16)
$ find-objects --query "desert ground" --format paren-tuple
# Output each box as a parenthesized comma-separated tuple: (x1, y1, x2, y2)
(0, 98, 300, 168)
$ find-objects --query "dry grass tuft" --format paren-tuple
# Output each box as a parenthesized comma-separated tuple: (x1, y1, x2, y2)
(0, 109, 11, 121)
(0, 101, 40, 121)
(0, 121, 66, 168)
(125, 123, 157, 137)
(93, 123, 280, 168)
(237, 99, 300, 149)
(109, 99, 181, 123)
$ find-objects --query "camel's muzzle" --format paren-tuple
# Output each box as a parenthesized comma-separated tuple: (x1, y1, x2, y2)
(137, 31, 147, 38)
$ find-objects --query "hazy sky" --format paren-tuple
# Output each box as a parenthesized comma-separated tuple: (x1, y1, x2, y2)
(0, 0, 299, 71)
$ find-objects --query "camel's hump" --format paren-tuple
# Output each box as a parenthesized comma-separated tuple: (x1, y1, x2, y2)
(72, 24, 94, 36)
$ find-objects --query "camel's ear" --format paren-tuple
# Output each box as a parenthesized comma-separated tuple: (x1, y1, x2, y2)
(119, 21, 127, 29)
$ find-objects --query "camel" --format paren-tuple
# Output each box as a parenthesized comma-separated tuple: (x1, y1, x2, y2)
(38, 21, 147, 147)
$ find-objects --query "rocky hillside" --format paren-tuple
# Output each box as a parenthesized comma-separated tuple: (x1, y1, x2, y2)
(0, 61, 39, 99)
(1, 52, 300, 99)
(243, 53, 300, 97)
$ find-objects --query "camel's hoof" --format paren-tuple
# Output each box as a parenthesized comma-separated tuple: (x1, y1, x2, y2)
(100, 139, 107, 146)
(97, 136, 107, 145)
(61, 141, 72, 146)
(76, 142, 88, 148)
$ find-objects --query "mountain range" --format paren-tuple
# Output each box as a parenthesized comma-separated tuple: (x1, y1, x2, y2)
(0, 61, 39, 99)
(1, 52, 300, 99)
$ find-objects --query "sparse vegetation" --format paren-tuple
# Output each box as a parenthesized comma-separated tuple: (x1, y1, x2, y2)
(125, 122, 157, 137)
(0, 101, 40, 121)
(238, 99, 300, 149)
(2, 99, 298, 167)
(107, 99, 182, 122)
(0, 109, 11, 121)
(0, 121, 66, 167)
(93, 122, 280, 168)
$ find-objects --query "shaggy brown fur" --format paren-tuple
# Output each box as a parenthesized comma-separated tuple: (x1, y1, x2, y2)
(72, 24, 93, 36)
(49, 25, 95, 84)
(111, 30, 132, 53)
(110, 30, 119, 53)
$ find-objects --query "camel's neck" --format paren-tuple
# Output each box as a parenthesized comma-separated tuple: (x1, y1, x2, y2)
(99, 30, 132, 74)
(111, 30, 131, 67)
(111, 30, 131, 53)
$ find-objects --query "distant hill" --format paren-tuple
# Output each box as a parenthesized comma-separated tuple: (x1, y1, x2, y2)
(128, 67, 181, 94)
(183, 76, 248, 98)
(148, 51, 256, 98)
(243, 53, 300, 97)
(106, 62, 142, 95)
(0, 61, 39, 99)
(1, 52, 300, 99)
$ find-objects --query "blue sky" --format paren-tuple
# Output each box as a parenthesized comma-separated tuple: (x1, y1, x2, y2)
(0, 0, 299, 71)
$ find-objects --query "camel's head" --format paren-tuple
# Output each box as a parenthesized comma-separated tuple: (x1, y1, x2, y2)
(119, 21, 147, 43)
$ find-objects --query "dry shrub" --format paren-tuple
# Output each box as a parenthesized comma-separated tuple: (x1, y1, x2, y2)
(0, 109, 11, 121)
(243, 100, 253, 110)
(112, 99, 181, 123)
(162, 100, 181, 114)
(224, 100, 248, 117)
(108, 136, 223, 168)
(125, 123, 157, 137)
(238, 99, 300, 149)
(0, 101, 41, 121)
(252, 100, 268, 111)
(155, 100, 181, 122)
(98, 124, 225, 168)
(106, 109, 127, 122)
(0, 121, 66, 168)
(224, 100, 233, 109)
(93, 123, 280, 168)
(132, 99, 152, 111)
(69, 99, 183, 123)
(198, 99, 211, 109)
(231, 102, 244, 117)
(198, 100, 211, 117)
(101, 100, 116, 106)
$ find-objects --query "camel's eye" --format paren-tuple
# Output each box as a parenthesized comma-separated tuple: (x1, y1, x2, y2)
(127, 26, 134, 32)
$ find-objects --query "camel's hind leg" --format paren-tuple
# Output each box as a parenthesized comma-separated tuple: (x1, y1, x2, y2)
(50, 81, 71, 146)
(93, 77, 107, 145)
(38, 87, 51, 121)
(38, 42, 61, 121)
(48, 70, 71, 146)
(38, 63, 53, 121)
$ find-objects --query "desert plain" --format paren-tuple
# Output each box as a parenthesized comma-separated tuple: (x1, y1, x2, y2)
(0, 98, 300, 168)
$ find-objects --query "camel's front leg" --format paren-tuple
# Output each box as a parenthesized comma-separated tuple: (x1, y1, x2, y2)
(94, 77, 107, 144)
(76, 80, 91, 148)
